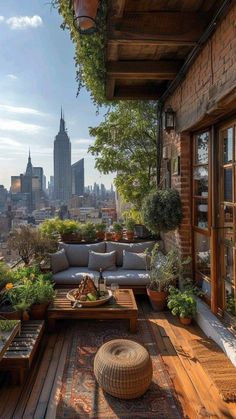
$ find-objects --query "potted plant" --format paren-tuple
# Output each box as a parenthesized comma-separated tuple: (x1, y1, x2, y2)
(142, 189, 182, 234)
(4, 279, 34, 321)
(125, 219, 136, 241)
(81, 222, 97, 242)
(146, 244, 178, 311)
(167, 286, 197, 325)
(59, 220, 81, 243)
(113, 222, 123, 241)
(105, 229, 113, 241)
(30, 275, 55, 320)
(95, 222, 106, 241)
(39, 218, 62, 240)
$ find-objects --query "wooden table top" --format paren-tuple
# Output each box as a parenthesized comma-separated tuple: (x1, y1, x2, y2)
(48, 288, 138, 313)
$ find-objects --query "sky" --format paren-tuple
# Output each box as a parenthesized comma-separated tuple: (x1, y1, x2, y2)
(0, 0, 114, 190)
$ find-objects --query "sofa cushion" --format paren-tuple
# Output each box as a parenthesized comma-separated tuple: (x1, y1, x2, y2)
(122, 251, 147, 270)
(52, 267, 98, 285)
(88, 250, 116, 271)
(50, 249, 69, 274)
(59, 242, 106, 267)
(103, 268, 150, 286)
(106, 241, 155, 266)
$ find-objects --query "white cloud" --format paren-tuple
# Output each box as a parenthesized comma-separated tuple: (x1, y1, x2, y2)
(0, 16, 4, 23)
(6, 15, 42, 30)
(0, 137, 22, 148)
(0, 104, 46, 117)
(6, 74, 18, 80)
(0, 118, 44, 134)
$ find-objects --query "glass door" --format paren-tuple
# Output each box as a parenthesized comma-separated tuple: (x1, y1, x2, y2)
(219, 123, 236, 317)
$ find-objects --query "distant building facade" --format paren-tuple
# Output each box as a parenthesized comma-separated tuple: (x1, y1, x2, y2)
(72, 158, 84, 196)
(53, 109, 71, 203)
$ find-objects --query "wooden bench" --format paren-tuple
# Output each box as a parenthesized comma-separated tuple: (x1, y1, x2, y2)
(0, 320, 45, 385)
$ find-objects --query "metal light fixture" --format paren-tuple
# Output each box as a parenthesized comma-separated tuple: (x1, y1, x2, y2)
(163, 106, 176, 131)
(71, 0, 99, 35)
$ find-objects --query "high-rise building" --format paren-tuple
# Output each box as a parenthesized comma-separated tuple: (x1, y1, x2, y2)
(33, 167, 43, 190)
(53, 109, 71, 202)
(72, 158, 84, 196)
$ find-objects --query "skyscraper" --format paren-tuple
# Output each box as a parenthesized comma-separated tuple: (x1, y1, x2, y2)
(53, 109, 71, 202)
(72, 158, 84, 196)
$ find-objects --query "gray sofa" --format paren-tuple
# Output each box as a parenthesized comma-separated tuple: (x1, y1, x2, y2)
(51, 241, 155, 290)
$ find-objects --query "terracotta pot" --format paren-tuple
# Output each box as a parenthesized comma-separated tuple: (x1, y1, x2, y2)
(61, 232, 81, 243)
(126, 231, 134, 241)
(30, 303, 48, 320)
(22, 310, 30, 321)
(73, 0, 99, 30)
(179, 317, 192, 325)
(114, 232, 123, 241)
(146, 288, 169, 311)
(105, 232, 113, 241)
(96, 231, 105, 241)
(0, 308, 21, 320)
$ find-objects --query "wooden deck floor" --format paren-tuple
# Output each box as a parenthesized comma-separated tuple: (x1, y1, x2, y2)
(0, 300, 236, 419)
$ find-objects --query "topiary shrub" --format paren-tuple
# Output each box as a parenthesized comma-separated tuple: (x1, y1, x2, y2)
(142, 189, 182, 233)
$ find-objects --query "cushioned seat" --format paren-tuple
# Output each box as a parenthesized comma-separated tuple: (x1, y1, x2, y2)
(52, 267, 98, 285)
(103, 268, 150, 286)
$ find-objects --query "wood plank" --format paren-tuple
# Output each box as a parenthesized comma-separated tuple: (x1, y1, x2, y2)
(106, 61, 182, 80)
(0, 321, 21, 362)
(108, 12, 210, 43)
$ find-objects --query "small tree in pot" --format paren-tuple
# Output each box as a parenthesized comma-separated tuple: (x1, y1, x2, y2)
(112, 222, 123, 241)
(125, 218, 136, 241)
(167, 286, 197, 325)
(95, 222, 106, 241)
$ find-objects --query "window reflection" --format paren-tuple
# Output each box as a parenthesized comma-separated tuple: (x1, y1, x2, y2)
(224, 168, 232, 202)
(195, 132, 208, 164)
(223, 127, 233, 164)
(195, 233, 211, 276)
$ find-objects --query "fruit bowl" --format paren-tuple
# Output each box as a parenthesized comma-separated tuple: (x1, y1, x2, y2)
(66, 289, 112, 307)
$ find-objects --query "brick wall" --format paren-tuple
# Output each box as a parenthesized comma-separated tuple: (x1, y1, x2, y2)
(162, 4, 236, 257)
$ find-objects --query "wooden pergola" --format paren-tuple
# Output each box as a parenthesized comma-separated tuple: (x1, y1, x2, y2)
(105, 0, 231, 100)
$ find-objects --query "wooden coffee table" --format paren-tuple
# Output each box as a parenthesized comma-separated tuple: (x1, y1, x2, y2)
(47, 288, 138, 333)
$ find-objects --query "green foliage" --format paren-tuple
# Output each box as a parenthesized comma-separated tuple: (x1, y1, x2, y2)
(81, 222, 97, 241)
(39, 218, 62, 239)
(54, 0, 108, 106)
(142, 188, 182, 233)
(0, 320, 18, 333)
(113, 222, 123, 233)
(122, 209, 143, 224)
(125, 218, 136, 232)
(31, 276, 55, 305)
(5, 280, 34, 312)
(89, 101, 158, 207)
(167, 286, 197, 319)
(0, 262, 13, 289)
(148, 244, 179, 292)
(58, 219, 81, 234)
(95, 222, 106, 232)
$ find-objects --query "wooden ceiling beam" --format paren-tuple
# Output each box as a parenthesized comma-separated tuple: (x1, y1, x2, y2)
(108, 12, 209, 43)
(114, 85, 164, 100)
(106, 61, 182, 80)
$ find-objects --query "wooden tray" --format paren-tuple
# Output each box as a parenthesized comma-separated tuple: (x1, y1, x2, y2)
(66, 289, 112, 307)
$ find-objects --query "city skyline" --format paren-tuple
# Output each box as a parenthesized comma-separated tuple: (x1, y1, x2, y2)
(0, 0, 114, 190)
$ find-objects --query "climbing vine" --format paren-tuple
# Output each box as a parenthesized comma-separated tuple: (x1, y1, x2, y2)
(53, 0, 108, 106)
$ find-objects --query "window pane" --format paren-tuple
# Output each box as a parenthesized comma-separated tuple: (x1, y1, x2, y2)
(195, 233, 211, 277)
(195, 132, 209, 164)
(221, 205, 234, 242)
(194, 198, 208, 228)
(225, 283, 235, 316)
(224, 246, 233, 283)
(193, 166, 208, 196)
(224, 168, 232, 202)
(223, 127, 233, 164)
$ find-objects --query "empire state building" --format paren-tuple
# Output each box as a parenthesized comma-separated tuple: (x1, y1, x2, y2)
(53, 109, 72, 202)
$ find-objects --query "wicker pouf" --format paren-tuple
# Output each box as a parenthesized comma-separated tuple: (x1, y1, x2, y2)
(94, 339, 153, 399)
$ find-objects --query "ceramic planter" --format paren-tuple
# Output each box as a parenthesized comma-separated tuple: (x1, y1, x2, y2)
(146, 288, 169, 311)
(61, 232, 82, 243)
(96, 231, 105, 241)
(126, 231, 134, 241)
(0, 307, 21, 320)
(73, 0, 99, 30)
(30, 303, 48, 320)
(105, 232, 113, 241)
(114, 232, 123, 241)
(179, 316, 192, 325)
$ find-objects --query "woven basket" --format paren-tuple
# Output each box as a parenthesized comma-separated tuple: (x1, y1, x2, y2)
(94, 339, 153, 399)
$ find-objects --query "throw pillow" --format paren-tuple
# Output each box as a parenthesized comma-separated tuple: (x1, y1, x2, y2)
(106, 241, 155, 266)
(122, 251, 148, 270)
(51, 249, 69, 274)
(88, 250, 116, 271)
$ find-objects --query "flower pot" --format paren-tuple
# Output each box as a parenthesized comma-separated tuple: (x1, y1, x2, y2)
(96, 231, 105, 241)
(30, 303, 48, 320)
(61, 232, 81, 243)
(126, 231, 134, 241)
(105, 232, 113, 241)
(179, 317, 192, 325)
(0, 306, 21, 320)
(146, 288, 168, 311)
(73, 0, 99, 31)
(22, 310, 30, 321)
(114, 232, 123, 241)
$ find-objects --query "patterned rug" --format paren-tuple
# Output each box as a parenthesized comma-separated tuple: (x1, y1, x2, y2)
(56, 311, 184, 419)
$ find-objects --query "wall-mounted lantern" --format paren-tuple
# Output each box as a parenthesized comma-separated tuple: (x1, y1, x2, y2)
(71, 0, 99, 35)
(163, 106, 176, 132)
